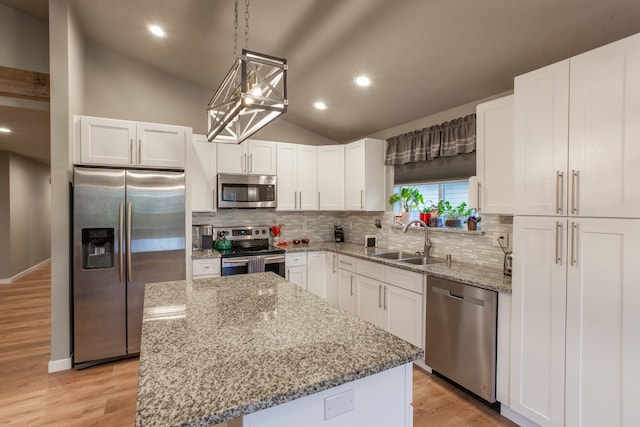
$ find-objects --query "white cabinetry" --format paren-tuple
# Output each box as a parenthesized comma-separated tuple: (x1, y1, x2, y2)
(515, 33, 640, 217)
(217, 139, 277, 175)
(306, 252, 326, 298)
(337, 255, 356, 314)
(190, 134, 217, 212)
(511, 216, 640, 427)
(285, 253, 307, 289)
(355, 259, 424, 349)
(511, 32, 640, 427)
(325, 252, 338, 305)
(317, 145, 345, 210)
(276, 143, 317, 211)
(475, 95, 514, 214)
(344, 138, 386, 211)
(76, 116, 187, 168)
(192, 258, 221, 278)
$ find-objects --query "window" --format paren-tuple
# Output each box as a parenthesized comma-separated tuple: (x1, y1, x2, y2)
(391, 179, 470, 214)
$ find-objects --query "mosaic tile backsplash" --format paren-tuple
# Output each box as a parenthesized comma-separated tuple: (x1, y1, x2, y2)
(193, 210, 513, 270)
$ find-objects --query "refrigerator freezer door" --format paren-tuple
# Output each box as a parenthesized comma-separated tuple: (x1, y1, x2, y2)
(73, 167, 127, 364)
(125, 170, 185, 354)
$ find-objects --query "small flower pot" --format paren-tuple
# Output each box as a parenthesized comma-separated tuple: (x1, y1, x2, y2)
(467, 221, 478, 231)
(400, 211, 411, 225)
(419, 212, 431, 224)
(445, 219, 462, 228)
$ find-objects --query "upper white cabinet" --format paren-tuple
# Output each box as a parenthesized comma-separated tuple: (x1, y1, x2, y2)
(76, 116, 187, 168)
(513, 60, 570, 216)
(345, 138, 386, 211)
(317, 145, 345, 210)
(475, 95, 514, 215)
(217, 139, 277, 175)
(568, 34, 640, 218)
(514, 32, 640, 218)
(189, 134, 217, 212)
(276, 142, 318, 211)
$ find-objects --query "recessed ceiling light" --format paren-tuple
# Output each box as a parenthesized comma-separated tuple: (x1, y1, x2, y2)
(354, 75, 371, 87)
(314, 101, 327, 110)
(147, 24, 167, 38)
(0, 127, 11, 133)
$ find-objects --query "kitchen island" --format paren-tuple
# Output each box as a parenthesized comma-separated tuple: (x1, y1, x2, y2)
(136, 272, 423, 426)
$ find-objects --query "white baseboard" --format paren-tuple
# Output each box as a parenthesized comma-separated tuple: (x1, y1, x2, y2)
(412, 359, 432, 373)
(500, 404, 539, 427)
(48, 357, 72, 373)
(0, 258, 51, 284)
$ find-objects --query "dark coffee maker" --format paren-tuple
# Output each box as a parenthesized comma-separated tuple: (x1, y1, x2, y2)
(334, 224, 344, 242)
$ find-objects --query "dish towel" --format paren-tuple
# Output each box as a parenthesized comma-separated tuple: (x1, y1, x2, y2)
(248, 257, 265, 274)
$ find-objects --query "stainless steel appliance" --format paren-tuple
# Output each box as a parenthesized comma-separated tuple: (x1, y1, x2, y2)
(217, 173, 277, 208)
(218, 226, 285, 277)
(426, 276, 498, 404)
(72, 167, 185, 368)
(334, 224, 344, 242)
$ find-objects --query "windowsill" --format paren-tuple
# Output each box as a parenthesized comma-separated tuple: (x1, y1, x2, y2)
(392, 224, 484, 235)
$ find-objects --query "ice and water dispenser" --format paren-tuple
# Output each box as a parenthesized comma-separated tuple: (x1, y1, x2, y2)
(82, 228, 114, 269)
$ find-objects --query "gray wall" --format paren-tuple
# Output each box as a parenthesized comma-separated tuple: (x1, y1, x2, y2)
(0, 152, 9, 278)
(0, 2, 49, 73)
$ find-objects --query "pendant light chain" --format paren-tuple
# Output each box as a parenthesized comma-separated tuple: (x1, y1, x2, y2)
(233, 0, 238, 59)
(244, 0, 250, 49)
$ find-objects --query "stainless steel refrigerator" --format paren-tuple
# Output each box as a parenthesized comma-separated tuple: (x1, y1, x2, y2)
(72, 167, 185, 367)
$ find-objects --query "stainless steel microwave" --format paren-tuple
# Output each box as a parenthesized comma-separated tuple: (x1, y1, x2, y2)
(217, 174, 277, 208)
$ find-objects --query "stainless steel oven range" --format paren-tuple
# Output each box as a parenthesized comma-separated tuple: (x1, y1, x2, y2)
(218, 226, 285, 277)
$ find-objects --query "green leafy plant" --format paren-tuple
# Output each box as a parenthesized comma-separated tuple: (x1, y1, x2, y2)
(420, 199, 436, 213)
(440, 201, 472, 218)
(389, 187, 422, 212)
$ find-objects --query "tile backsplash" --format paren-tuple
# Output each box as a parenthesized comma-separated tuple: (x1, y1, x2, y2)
(193, 210, 513, 270)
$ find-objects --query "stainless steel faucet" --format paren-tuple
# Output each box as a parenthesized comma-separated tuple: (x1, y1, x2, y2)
(402, 219, 432, 258)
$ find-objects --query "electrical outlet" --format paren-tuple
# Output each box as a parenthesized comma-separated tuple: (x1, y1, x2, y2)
(492, 232, 509, 248)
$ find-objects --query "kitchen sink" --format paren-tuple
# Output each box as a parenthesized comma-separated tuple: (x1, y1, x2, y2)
(370, 251, 420, 260)
(399, 257, 445, 266)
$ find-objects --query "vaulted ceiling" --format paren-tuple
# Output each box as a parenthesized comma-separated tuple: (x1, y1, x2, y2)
(2, 0, 640, 164)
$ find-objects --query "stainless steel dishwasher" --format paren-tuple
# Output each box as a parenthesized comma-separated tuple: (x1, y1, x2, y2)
(425, 276, 498, 403)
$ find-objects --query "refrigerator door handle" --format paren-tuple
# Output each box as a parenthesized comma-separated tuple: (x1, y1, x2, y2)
(126, 202, 132, 282)
(119, 202, 125, 283)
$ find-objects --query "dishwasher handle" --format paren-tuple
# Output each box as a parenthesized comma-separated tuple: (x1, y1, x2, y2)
(432, 285, 485, 307)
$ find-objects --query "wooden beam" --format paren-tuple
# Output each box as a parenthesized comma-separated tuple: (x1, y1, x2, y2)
(0, 65, 50, 102)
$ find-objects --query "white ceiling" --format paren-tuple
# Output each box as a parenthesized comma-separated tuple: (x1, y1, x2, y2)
(3, 0, 640, 164)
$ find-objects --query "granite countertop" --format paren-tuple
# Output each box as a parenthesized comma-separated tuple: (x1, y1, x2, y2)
(136, 273, 424, 427)
(192, 242, 512, 293)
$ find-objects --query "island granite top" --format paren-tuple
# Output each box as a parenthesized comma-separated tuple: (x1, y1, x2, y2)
(135, 272, 423, 427)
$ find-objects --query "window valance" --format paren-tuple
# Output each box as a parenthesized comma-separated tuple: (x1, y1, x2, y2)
(385, 114, 476, 166)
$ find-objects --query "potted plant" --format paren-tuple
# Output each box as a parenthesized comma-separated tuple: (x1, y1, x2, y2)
(442, 202, 471, 228)
(389, 187, 422, 224)
(419, 199, 435, 224)
(466, 214, 481, 231)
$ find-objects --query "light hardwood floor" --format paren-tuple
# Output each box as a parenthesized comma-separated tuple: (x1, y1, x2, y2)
(0, 262, 515, 426)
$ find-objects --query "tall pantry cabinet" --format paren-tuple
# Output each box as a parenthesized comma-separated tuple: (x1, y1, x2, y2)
(511, 32, 640, 427)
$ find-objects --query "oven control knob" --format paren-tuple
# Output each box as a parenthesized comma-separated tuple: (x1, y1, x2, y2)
(261, 229, 266, 234)
(255, 230, 259, 235)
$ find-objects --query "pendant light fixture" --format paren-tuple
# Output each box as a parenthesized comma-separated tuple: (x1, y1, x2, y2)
(207, 0, 288, 143)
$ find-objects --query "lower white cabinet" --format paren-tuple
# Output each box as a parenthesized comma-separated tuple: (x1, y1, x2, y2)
(306, 252, 326, 298)
(325, 252, 338, 305)
(192, 258, 221, 278)
(356, 275, 386, 329)
(511, 216, 640, 427)
(337, 255, 357, 315)
(285, 253, 307, 289)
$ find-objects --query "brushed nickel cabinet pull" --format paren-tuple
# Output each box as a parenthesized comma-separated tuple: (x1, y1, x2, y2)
(378, 284, 383, 308)
(383, 286, 388, 310)
(570, 222, 577, 266)
(350, 275, 354, 296)
(555, 221, 562, 265)
(571, 170, 579, 215)
(556, 171, 564, 214)
(137, 139, 141, 164)
(477, 182, 481, 212)
(361, 190, 364, 209)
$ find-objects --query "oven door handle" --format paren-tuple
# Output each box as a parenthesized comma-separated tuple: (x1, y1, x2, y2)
(222, 258, 250, 266)
(263, 255, 285, 264)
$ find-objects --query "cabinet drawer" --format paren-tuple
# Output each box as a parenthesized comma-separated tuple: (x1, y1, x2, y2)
(286, 253, 307, 267)
(384, 267, 424, 294)
(356, 259, 385, 281)
(193, 258, 220, 277)
(337, 255, 356, 272)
